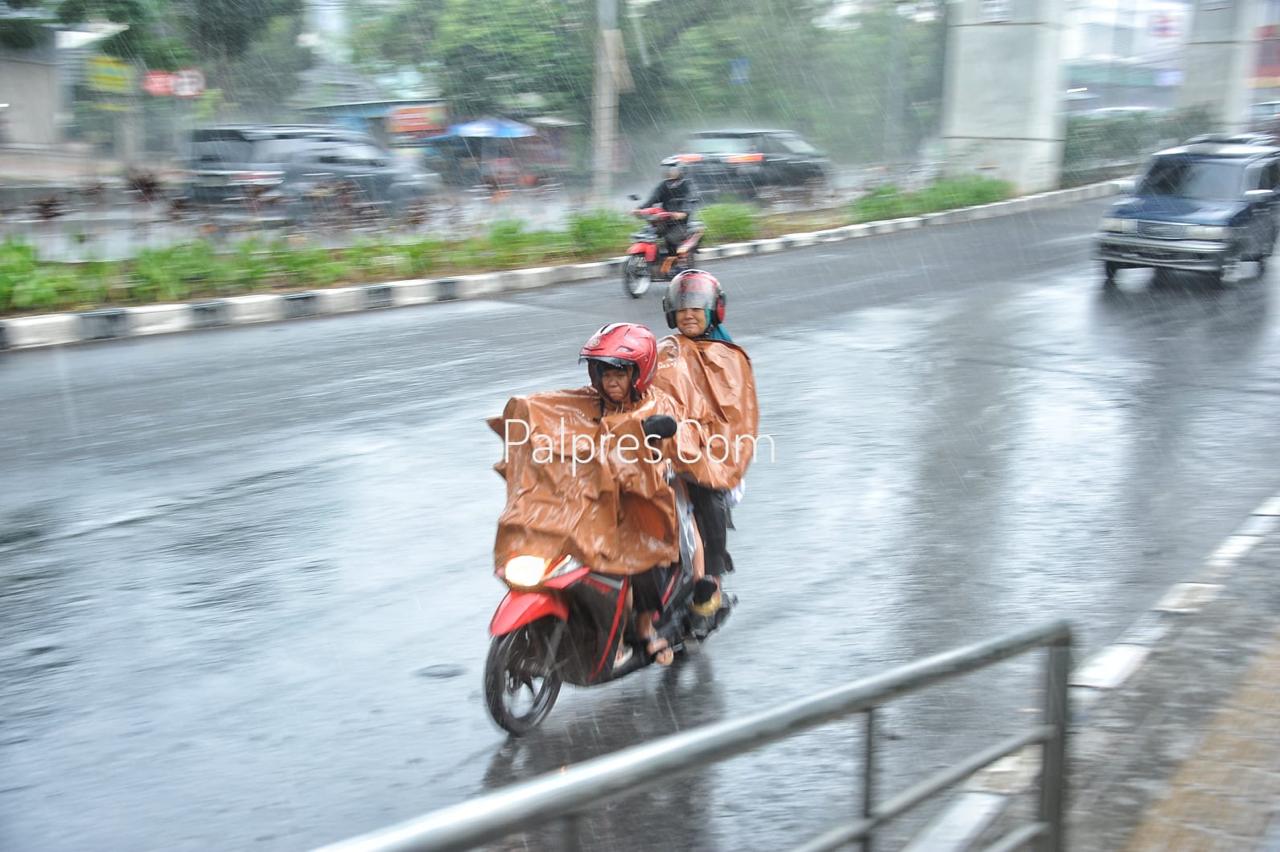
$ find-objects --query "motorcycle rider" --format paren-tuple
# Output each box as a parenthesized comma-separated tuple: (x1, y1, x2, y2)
(634, 164, 701, 277)
(655, 270, 752, 615)
(581, 322, 697, 668)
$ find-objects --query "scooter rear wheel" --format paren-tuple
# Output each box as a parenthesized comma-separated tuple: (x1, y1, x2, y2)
(622, 254, 651, 298)
(484, 620, 563, 736)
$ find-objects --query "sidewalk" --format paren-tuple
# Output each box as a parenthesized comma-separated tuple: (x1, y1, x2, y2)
(1122, 631, 1280, 850)
(1066, 531, 1280, 850)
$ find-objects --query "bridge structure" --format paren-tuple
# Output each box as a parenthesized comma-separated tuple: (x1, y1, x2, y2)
(942, 0, 1266, 192)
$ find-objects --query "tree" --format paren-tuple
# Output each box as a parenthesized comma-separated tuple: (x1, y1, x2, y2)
(350, 0, 445, 71)
(434, 0, 593, 119)
(177, 0, 302, 61)
(55, 1, 183, 67)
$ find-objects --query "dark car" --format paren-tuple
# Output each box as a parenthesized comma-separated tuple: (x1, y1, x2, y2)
(1096, 133, 1280, 285)
(184, 125, 440, 215)
(662, 129, 830, 199)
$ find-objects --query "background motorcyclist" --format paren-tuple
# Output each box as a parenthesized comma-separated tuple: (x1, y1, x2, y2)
(634, 165, 701, 274)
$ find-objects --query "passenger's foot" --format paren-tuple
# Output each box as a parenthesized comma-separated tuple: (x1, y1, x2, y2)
(691, 578, 722, 617)
(614, 642, 634, 669)
(646, 634, 674, 666)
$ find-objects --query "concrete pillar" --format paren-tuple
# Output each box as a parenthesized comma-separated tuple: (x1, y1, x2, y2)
(0, 35, 60, 146)
(1179, 0, 1261, 133)
(941, 0, 1066, 193)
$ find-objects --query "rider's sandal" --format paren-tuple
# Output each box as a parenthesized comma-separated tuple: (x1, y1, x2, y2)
(646, 635, 674, 667)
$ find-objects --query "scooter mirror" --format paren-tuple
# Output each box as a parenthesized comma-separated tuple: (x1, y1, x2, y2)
(642, 414, 678, 440)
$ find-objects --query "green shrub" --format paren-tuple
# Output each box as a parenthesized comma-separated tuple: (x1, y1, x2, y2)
(341, 238, 410, 281)
(10, 267, 80, 311)
(399, 240, 442, 277)
(701, 203, 759, 243)
(275, 244, 336, 286)
(0, 238, 39, 309)
(851, 177, 1012, 223)
(485, 220, 522, 267)
(568, 210, 632, 256)
(850, 185, 913, 222)
(226, 239, 272, 292)
(74, 262, 112, 307)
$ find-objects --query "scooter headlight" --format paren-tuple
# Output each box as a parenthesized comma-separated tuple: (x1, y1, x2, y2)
(503, 555, 550, 588)
(501, 555, 583, 589)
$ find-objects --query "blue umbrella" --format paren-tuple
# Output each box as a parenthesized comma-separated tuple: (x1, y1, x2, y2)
(445, 117, 536, 139)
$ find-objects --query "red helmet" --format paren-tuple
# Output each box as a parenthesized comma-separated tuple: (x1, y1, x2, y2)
(579, 323, 658, 398)
(663, 269, 726, 330)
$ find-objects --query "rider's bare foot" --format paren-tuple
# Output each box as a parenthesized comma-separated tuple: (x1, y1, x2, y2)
(615, 642, 634, 669)
(646, 634, 674, 666)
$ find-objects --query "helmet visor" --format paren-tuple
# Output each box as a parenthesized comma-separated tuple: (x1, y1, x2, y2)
(667, 277, 717, 312)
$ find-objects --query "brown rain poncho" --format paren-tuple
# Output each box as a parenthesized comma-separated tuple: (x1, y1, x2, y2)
(650, 334, 759, 490)
(489, 387, 680, 576)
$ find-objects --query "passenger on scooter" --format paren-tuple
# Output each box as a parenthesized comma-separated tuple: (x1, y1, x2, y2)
(581, 322, 696, 668)
(634, 165, 701, 276)
(653, 270, 757, 616)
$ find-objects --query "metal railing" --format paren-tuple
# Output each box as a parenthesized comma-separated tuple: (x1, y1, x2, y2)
(317, 620, 1072, 852)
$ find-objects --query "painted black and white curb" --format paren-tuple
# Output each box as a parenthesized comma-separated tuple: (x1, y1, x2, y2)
(905, 492, 1280, 851)
(0, 181, 1117, 352)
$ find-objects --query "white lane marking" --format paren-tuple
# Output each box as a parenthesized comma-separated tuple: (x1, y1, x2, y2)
(902, 792, 1008, 852)
(964, 746, 1042, 795)
(1207, 534, 1262, 569)
(1253, 495, 1280, 517)
(1237, 515, 1278, 538)
(1070, 644, 1151, 690)
(1153, 583, 1223, 614)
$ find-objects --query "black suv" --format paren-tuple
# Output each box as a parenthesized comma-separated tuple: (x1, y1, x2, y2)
(662, 129, 831, 199)
(1096, 133, 1280, 285)
(184, 125, 440, 214)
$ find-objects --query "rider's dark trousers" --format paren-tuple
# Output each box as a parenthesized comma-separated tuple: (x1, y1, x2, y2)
(688, 482, 734, 577)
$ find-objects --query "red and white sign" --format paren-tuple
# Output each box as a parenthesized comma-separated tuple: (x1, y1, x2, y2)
(143, 71, 174, 96)
(172, 69, 205, 99)
(387, 104, 447, 136)
(1151, 13, 1178, 39)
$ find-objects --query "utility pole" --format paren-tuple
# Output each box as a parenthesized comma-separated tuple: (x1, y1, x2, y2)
(593, 0, 619, 204)
(884, 0, 906, 169)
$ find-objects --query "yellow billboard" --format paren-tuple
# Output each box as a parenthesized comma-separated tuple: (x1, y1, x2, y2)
(88, 56, 134, 95)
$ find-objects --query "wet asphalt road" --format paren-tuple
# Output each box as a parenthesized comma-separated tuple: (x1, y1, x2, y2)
(4, 198, 1280, 851)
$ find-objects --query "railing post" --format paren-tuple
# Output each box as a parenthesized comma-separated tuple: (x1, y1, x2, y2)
(563, 811, 583, 851)
(1039, 637, 1071, 852)
(861, 708, 877, 852)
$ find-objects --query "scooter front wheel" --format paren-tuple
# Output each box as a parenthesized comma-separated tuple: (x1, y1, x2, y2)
(622, 254, 651, 298)
(484, 620, 563, 736)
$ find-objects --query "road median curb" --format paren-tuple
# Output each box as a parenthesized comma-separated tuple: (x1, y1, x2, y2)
(0, 179, 1116, 351)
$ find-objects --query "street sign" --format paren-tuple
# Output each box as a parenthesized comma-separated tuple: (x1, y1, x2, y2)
(387, 104, 446, 136)
(87, 55, 133, 95)
(172, 69, 205, 99)
(143, 71, 174, 96)
(386, 103, 448, 146)
(1150, 13, 1177, 39)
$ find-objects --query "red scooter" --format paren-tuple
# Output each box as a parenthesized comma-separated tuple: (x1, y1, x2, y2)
(482, 424, 734, 735)
(622, 198, 705, 298)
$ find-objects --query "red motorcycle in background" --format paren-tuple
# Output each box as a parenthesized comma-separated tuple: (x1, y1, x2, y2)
(622, 197, 705, 298)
